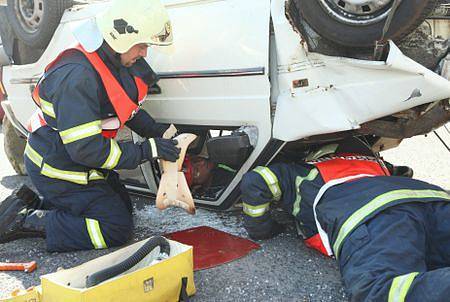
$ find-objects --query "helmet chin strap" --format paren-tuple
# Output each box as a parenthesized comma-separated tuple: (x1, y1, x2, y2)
(99, 41, 123, 69)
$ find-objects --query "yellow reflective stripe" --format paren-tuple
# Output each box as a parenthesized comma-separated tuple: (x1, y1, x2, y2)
(41, 163, 88, 185)
(388, 272, 419, 302)
(85, 218, 107, 249)
(24, 143, 43, 168)
(149, 138, 158, 158)
(334, 189, 450, 258)
(59, 121, 102, 144)
(253, 166, 282, 201)
(101, 140, 122, 169)
(243, 202, 270, 217)
(88, 170, 105, 181)
(25, 144, 104, 184)
(292, 169, 319, 216)
(40, 98, 56, 118)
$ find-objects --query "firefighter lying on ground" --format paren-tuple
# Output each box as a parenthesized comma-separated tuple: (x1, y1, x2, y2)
(240, 137, 450, 302)
(0, 0, 180, 252)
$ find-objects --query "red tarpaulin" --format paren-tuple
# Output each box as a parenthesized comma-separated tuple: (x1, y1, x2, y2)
(166, 226, 260, 271)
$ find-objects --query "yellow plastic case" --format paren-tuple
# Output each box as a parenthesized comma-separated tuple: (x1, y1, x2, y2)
(2, 238, 195, 302)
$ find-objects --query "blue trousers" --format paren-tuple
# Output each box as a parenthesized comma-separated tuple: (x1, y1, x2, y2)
(25, 157, 133, 252)
(339, 202, 450, 302)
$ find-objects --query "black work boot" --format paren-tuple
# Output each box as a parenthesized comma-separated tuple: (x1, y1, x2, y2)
(0, 185, 42, 219)
(21, 210, 47, 238)
(15, 185, 42, 209)
(0, 209, 46, 244)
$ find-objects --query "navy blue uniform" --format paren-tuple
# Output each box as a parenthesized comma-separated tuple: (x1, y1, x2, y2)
(25, 45, 164, 252)
(241, 161, 450, 302)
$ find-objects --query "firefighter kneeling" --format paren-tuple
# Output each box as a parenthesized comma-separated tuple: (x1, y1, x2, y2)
(241, 137, 450, 302)
(0, 0, 180, 252)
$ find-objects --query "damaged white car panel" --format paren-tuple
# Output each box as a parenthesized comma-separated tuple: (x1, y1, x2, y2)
(271, 0, 450, 142)
(1, 0, 449, 210)
(138, 0, 272, 206)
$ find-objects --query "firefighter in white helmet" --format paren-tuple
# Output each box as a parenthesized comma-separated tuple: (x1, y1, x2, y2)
(0, 0, 179, 252)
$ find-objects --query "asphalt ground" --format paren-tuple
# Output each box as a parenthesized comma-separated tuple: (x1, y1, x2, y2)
(0, 124, 448, 301)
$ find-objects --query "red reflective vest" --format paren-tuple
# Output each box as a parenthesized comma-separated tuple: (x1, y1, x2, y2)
(28, 44, 148, 139)
(304, 154, 390, 256)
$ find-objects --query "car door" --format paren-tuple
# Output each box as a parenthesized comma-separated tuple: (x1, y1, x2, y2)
(141, 0, 272, 209)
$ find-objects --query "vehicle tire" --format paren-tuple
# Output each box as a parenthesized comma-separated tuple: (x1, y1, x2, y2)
(6, 0, 74, 49)
(2, 115, 27, 175)
(0, 6, 15, 59)
(290, 0, 440, 48)
(12, 39, 43, 65)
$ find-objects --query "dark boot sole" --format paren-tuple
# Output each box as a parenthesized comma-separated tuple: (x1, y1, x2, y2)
(0, 230, 45, 244)
(0, 199, 27, 243)
(0, 186, 40, 219)
(0, 195, 24, 219)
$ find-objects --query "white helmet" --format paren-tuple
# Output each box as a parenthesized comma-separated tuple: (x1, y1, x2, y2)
(72, 0, 173, 53)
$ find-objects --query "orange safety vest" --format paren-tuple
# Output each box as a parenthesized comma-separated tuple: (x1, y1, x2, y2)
(305, 154, 390, 256)
(27, 44, 149, 139)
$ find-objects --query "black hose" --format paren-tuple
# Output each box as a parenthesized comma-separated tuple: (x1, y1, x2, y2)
(86, 236, 170, 288)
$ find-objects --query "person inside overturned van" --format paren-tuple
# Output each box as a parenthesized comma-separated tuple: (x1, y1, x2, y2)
(0, 0, 181, 252)
(240, 137, 450, 302)
(181, 127, 253, 198)
(183, 155, 236, 197)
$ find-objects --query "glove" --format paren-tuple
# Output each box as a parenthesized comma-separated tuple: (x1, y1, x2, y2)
(391, 165, 414, 178)
(384, 162, 414, 178)
(145, 138, 180, 162)
(244, 207, 282, 240)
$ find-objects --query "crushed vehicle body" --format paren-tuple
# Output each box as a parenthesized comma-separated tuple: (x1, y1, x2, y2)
(0, 0, 449, 210)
